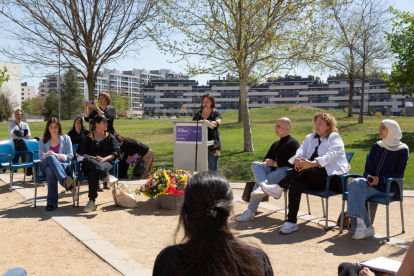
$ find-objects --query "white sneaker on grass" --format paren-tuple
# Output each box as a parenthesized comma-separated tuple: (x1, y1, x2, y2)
(236, 209, 255, 222)
(352, 224, 375, 240)
(261, 183, 284, 199)
(83, 200, 97, 213)
(250, 186, 266, 199)
(279, 222, 299, 234)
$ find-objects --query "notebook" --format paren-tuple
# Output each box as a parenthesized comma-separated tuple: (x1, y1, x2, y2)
(360, 257, 401, 274)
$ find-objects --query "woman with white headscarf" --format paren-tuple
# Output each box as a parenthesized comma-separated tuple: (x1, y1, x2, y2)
(346, 119, 409, 240)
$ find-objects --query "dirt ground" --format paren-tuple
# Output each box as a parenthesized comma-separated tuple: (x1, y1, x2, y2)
(1, 176, 412, 275)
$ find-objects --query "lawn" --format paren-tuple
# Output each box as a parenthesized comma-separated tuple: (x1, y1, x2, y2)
(1, 104, 413, 188)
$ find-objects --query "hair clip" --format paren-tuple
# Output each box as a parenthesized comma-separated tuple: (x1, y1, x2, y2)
(206, 208, 217, 218)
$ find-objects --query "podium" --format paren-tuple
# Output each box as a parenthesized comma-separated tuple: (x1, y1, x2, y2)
(172, 120, 215, 172)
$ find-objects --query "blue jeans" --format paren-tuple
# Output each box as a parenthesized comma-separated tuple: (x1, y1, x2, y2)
(248, 161, 289, 212)
(208, 153, 219, 171)
(40, 155, 71, 205)
(346, 178, 392, 227)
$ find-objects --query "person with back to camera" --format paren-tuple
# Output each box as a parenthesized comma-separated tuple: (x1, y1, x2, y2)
(80, 114, 120, 213)
(236, 117, 299, 222)
(67, 116, 89, 159)
(115, 134, 154, 179)
(38, 117, 75, 211)
(253, 112, 350, 234)
(153, 171, 274, 276)
(84, 92, 116, 135)
(8, 109, 32, 176)
(345, 119, 409, 240)
(192, 93, 222, 171)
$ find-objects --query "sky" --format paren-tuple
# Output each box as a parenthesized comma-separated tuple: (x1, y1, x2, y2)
(2, 0, 414, 92)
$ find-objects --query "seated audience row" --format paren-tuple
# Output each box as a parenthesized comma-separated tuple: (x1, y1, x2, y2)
(238, 113, 408, 240)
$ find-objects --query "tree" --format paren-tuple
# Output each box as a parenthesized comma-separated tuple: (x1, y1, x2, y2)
(42, 91, 59, 119)
(156, 0, 336, 151)
(383, 7, 414, 97)
(21, 99, 33, 114)
(0, 67, 10, 88)
(0, 86, 18, 121)
(31, 96, 46, 116)
(0, 0, 157, 109)
(353, 0, 391, 124)
(60, 68, 84, 120)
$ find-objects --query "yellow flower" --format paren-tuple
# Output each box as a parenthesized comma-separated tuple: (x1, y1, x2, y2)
(182, 175, 187, 182)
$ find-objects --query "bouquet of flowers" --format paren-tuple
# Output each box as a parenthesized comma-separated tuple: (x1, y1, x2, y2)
(136, 169, 193, 199)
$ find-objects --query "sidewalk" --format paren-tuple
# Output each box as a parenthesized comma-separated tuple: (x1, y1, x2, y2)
(1, 173, 412, 275)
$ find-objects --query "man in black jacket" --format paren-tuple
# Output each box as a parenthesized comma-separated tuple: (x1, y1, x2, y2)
(237, 117, 299, 222)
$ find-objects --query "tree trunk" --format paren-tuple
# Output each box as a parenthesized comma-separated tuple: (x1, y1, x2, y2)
(348, 79, 355, 117)
(358, 71, 366, 124)
(87, 68, 96, 131)
(238, 99, 242, 123)
(239, 77, 254, 152)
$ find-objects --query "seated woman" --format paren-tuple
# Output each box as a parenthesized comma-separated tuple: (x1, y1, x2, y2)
(115, 134, 154, 179)
(80, 114, 120, 213)
(153, 171, 274, 276)
(38, 117, 75, 211)
(84, 92, 116, 135)
(67, 116, 89, 158)
(346, 119, 408, 240)
(252, 112, 350, 234)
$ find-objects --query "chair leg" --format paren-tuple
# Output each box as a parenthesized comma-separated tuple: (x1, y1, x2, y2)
(34, 181, 37, 208)
(76, 178, 80, 208)
(112, 182, 118, 207)
(10, 170, 13, 192)
(386, 205, 390, 242)
(284, 190, 287, 221)
(325, 197, 329, 231)
(306, 194, 311, 215)
(340, 200, 345, 234)
(23, 168, 26, 185)
(321, 198, 326, 218)
(367, 202, 371, 221)
(400, 201, 405, 234)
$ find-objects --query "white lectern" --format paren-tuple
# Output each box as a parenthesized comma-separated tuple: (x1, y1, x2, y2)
(172, 120, 215, 172)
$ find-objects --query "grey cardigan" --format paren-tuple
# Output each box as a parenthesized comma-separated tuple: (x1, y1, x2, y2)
(38, 134, 73, 163)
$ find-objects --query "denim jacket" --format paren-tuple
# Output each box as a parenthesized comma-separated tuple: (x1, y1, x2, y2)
(38, 134, 73, 163)
(288, 132, 350, 176)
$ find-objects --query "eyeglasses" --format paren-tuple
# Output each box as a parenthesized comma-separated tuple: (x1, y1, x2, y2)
(314, 122, 326, 126)
(378, 126, 387, 131)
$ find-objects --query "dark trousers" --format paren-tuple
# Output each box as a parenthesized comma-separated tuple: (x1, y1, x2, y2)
(81, 157, 112, 201)
(13, 139, 32, 176)
(118, 160, 129, 179)
(285, 167, 341, 223)
(338, 263, 363, 276)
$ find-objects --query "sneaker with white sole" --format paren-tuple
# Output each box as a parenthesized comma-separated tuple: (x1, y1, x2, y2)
(352, 224, 375, 240)
(261, 183, 284, 199)
(279, 222, 299, 234)
(64, 176, 77, 195)
(83, 200, 97, 213)
(250, 186, 266, 199)
(236, 209, 255, 222)
(103, 175, 118, 188)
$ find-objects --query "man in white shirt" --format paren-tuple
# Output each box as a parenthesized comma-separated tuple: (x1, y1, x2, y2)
(8, 109, 32, 175)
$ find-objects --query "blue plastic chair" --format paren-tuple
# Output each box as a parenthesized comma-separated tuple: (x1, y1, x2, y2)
(23, 138, 78, 208)
(339, 153, 407, 241)
(283, 151, 355, 230)
(0, 138, 35, 191)
(74, 156, 119, 207)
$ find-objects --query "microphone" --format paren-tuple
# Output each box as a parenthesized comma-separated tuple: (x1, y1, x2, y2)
(200, 104, 206, 109)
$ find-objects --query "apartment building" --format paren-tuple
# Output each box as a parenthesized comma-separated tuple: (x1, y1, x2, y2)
(20, 82, 36, 102)
(142, 75, 409, 116)
(39, 69, 188, 114)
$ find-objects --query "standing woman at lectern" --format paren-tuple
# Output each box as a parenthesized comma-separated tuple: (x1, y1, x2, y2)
(192, 93, 222, 171)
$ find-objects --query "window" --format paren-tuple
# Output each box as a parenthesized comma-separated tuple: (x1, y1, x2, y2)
(22, 88, 24, 91)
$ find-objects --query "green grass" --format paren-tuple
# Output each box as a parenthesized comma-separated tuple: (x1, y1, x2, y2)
(1, 104, 413, 188)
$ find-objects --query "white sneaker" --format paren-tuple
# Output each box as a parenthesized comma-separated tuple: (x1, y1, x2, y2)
(83, 200, 97, 213)
(251, 186, 266, 199)
(236, 209, 255, 222)
(352, 224, 375, 240)
(279, 222, 299, 234)
(103, 175, 118, 188)
(261, 183, 284, 199)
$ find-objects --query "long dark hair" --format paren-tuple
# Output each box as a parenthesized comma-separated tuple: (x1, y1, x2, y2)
(72, 117, 85, 131)
(115, 134, 131, 143)
(43, 117, 63, 143)
(173, 171, 266, 276)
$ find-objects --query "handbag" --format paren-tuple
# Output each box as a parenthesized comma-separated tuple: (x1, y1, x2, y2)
(242, 181, 269, 203)
(112, 182, 137, 208)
